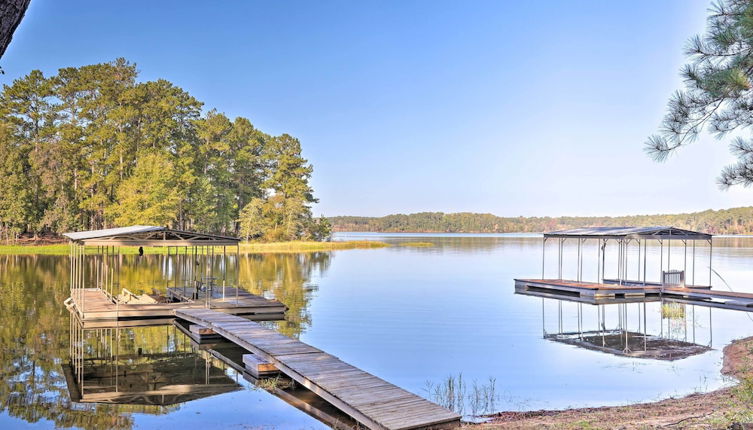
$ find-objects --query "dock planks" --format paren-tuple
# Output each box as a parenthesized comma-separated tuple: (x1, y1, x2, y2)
(69, 287, 287, 327)
(515, 278, 753, 310)
(174, 308, 461, 430)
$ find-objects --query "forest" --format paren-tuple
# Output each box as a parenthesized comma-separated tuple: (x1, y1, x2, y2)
(330, 207, 753, 235)
(0, 58, 329, 242)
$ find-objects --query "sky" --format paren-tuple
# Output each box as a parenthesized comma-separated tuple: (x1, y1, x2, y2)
(3, 0, 752, 218)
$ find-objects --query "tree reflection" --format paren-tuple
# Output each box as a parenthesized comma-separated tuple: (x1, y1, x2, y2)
(239, 252, 331, 337)
(0, 251, 329, 428)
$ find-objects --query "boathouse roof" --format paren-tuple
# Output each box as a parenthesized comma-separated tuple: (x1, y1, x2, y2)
(63, 225, 240, 246)
(544, 226, 711, 240)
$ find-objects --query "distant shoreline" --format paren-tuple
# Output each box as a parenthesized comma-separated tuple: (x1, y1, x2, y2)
(330, 207, 753, 235)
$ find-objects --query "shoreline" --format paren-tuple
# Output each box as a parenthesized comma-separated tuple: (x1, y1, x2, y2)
(471, 336, 753, 429)
(0, 240, 390, 255)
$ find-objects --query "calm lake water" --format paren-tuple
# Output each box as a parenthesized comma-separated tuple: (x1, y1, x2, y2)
(3, 232, 753, 429)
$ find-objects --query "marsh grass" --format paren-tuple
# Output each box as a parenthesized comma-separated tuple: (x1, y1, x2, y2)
(255, 375, 293, 391)
(240, 240, 389, 253)
(424, 374, 498, 417)
(661, 303, 686, 320)
(399, 242, 434, 247)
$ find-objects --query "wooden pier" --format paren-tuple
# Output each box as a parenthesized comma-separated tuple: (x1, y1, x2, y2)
(66, 286, 287, 328)
(174, 308, 461, 430)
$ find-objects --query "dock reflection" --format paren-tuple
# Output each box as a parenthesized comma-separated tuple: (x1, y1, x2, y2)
(65, 314, 359, 430)
(519, 292, 715, 361)
(64, 314, 241, 407)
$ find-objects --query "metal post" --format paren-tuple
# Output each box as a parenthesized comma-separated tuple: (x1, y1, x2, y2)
(601, 239, 606, 283)
(637, 239, 641, 283)
(618, 239, 623, 285)
(596, 238, 600, 283)
(617, 240, 621, 285)
(692, 240, 696, 286)
(659, 240, 663, 282)
(683, 240, 687, 284)
(708, 239, 713, 287)
(541, 237, 546, 279)
(541, 298, 545, 337)
(643, 239, 647, 285)
(577, 238, 582, 282)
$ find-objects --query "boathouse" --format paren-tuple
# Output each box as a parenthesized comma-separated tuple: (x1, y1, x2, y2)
(516, 226, 714, 299)
(62, 225, 287, 327)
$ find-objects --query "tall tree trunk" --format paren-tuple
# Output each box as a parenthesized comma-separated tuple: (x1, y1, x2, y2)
(0, 0, 31, 60)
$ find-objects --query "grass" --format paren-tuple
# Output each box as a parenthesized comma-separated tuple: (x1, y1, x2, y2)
(0, 240, 390, 255)
(400, 241, 434, 247)
(239, 240, 389, 253)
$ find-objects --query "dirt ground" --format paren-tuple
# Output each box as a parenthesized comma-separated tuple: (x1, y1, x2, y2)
(469, 336, 753, 429)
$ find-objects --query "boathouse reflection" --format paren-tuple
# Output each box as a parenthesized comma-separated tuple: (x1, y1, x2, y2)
(65, 314, 360, 430)
(64, 314, 240, 407)
(529, 295, 713, 361)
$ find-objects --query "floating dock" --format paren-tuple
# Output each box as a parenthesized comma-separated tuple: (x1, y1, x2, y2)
(516, 278, 753, 311)
(174, 308, 461, 430)
(66, 286, 287, 328)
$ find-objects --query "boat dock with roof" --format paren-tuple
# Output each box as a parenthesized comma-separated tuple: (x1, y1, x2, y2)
(63, 225, 286, 327)
(515, 226, 753, 310)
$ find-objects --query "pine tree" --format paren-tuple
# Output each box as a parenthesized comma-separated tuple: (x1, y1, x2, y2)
(647, 0, 753, 187)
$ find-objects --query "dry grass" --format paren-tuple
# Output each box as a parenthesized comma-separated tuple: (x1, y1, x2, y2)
(239, 240, 389, 253)
(400, 242, 435, 247)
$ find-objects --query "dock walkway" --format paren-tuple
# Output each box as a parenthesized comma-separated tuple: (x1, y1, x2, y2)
(174, 308, 461, 430)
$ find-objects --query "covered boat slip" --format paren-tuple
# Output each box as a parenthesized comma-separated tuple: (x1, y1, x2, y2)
(513, 226, 750, 303)
(516, 226, 753, 328)
(63, 226, 286, 327)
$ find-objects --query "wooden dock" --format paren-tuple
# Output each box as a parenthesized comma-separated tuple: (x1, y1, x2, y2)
(515, 278, 753, 311)
(515, 279, 662, 299)
(173, 325, 361, 430)
(67, 287, 287, 328)
(174, 308, 461, 430)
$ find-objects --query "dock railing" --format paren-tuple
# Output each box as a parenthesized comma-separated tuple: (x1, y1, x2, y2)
(662, 270, 685, 288)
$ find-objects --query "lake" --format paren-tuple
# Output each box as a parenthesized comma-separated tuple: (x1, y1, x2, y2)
(2, 232, 753, 429)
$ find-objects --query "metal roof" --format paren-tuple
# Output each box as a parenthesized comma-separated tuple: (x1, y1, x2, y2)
(63, 225, 240, 246)
(544, 226, 712, 240)
(63, 225, 164, 241)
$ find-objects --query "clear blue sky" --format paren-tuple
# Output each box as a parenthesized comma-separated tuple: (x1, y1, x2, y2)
(4, 0, 751, 217)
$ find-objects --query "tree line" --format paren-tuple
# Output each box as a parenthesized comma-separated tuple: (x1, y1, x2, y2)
(330, 207, 753, 235)
(0, 58, 330, 242)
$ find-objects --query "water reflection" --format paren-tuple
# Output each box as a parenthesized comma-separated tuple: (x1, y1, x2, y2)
(0, 252, 332, 429)
(66, 315, 240, 407)
(537, 299, 712, 361)
(5, 234, 753, 428)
